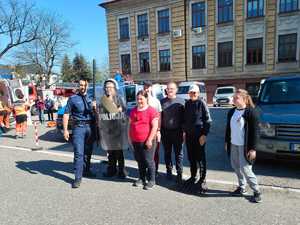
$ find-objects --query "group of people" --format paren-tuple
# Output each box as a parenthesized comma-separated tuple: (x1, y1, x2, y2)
(36, 95, 56, 124)
(63, 77, 262, 203)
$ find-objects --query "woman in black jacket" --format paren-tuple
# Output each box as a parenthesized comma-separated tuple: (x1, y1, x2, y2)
(225, 89, 262, 203)
(184, 84, 212, 194)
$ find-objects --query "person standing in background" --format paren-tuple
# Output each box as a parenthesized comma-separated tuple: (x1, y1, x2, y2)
(12, 91, 29, 138)
(36, 96, 45, 124)
(143, 81, 162, 177)
(45, 95, 54, 121)
(160, 82, 185, 183)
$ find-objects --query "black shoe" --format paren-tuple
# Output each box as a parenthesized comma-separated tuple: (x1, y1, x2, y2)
(166, 170, 173, 180)
(72, 179, 81, 188)
(133, 179, 143, 187)
(118, 170, 128, 179)
(143, 181, 155, 190)
(176, 173, 182, 184)
(231, 187, 247, 196)
(184, 177, 196, 184)
(83, 170, 96, 178)
(253, 192, 262, 203)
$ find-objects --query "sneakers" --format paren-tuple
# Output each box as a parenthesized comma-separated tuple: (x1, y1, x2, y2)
(72, 179, 81, 188)
(253, 192, 262, 203)
(199, 181, 208, 194)
(143, 181, 155, 190)
(133, 179, 144, 187)
(231, 187, 248, 196)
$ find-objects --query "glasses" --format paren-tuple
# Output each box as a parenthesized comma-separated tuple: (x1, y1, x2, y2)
(189, 92, 197, 95)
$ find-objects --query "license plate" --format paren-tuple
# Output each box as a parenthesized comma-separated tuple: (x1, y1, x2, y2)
(290, 143, 300, 152)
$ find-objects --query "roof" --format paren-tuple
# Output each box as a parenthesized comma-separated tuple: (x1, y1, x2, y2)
(99, 0, 123, 8)
(266, 74, 300, 82)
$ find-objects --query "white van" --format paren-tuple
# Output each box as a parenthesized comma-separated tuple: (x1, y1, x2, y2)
(213, 86, 236, 107)
(177, 81, 207, 102)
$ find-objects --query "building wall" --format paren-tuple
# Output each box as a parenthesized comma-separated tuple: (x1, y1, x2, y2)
(103, 0, 300, 103)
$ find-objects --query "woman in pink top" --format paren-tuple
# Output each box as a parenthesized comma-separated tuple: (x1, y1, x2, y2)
(129, 90, 159, 190)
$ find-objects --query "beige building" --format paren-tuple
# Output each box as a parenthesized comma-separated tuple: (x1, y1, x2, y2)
(100, 0, 300, 103)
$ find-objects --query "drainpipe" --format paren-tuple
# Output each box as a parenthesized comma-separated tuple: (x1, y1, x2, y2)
(184, 0, 188, 81)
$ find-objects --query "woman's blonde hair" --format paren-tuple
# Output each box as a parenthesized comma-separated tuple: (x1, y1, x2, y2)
(236, 89, 255, 108)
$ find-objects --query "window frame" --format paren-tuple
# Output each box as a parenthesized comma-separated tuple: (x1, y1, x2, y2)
(118, 17, 130, 40)
(139, 52, 150, 73)
(120, 54, 131, 75)
(279, 0, 299, 13)
(159, 49, 171, 72)
(247, 0, 264, 18)
(218, 0, 233, 24)
(278, 33, 298, 62)
(246, 38, 263, 65)
(192, 45, 206, 69)
(218, 41, 233, 67)
(137, 13, 149, 38)
(157, 8, 170, 34)
(191, 2, 206, 28)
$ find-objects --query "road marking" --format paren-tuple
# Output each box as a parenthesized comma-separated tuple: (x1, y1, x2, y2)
(1, 144, 300, 194)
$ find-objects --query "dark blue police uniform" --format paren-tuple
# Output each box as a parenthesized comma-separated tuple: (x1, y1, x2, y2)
(65, 93, 95, 180)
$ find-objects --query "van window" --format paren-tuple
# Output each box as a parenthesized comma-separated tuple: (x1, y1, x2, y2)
(216, 88, 234, 94)
(125, 86, 136, 102)
(260, 78, 300, 104)
(198, 85, 206, 93)
(177, 86, 189, 94)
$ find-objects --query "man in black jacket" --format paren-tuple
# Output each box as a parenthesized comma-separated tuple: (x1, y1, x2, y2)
(161, 82, 185, 183)
(183, 84, 212, 193)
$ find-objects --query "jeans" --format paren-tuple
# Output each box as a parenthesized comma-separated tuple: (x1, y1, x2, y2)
(133, 141, 156, 183)
(161, 129, 184, 174)
(38, 109, 44, 124)
(230, 144, 260, 193)
(185, 133, 207, 183)
(47, 109, 54, 121)
(72, 124, 94, 180)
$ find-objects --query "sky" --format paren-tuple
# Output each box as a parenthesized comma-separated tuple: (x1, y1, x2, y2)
(1, 0, 108, 69)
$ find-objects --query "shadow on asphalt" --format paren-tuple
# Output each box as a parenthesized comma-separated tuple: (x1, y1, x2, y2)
(15, 160, 74, 185)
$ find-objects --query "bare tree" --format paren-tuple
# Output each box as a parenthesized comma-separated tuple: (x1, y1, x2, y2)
(15, 12, 73, 84)
(0, 0, 41, 59)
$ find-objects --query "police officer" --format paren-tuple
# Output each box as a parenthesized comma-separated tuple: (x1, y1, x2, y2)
(63, 78, 97, 188)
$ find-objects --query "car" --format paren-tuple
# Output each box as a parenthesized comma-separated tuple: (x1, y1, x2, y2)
(177, 81, 207, 102)
(213, 86, 236, 107)
(56, 105, 74, 135)
(256, 74, 300, 160)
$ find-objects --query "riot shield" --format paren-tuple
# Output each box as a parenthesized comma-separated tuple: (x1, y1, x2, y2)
(98, 95, 129, 151)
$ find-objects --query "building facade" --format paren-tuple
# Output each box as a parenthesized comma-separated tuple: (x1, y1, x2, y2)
(100, 0, 300, 103)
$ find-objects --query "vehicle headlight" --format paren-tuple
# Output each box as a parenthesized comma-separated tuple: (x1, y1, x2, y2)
(259, 122, 275, 137)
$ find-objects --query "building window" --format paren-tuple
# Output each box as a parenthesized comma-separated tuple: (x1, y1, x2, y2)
(158, 9, 170, 33)
(218, 41, 233, 67)
(192, 2, 206, 28)
(159, 49, 171, 71)
(279, 0, 298, 13)
(218, 0, 233, 23)
(192, 45, 206, 69)
(247, 38, 263, 65)
(278, 33, 297, 62)
(139, 52, 150, 73)
(119, 17, 129, 40)
(121, 54, 131, 75)
(137, 13, 148, 38)
(247, 0, 264, 17)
